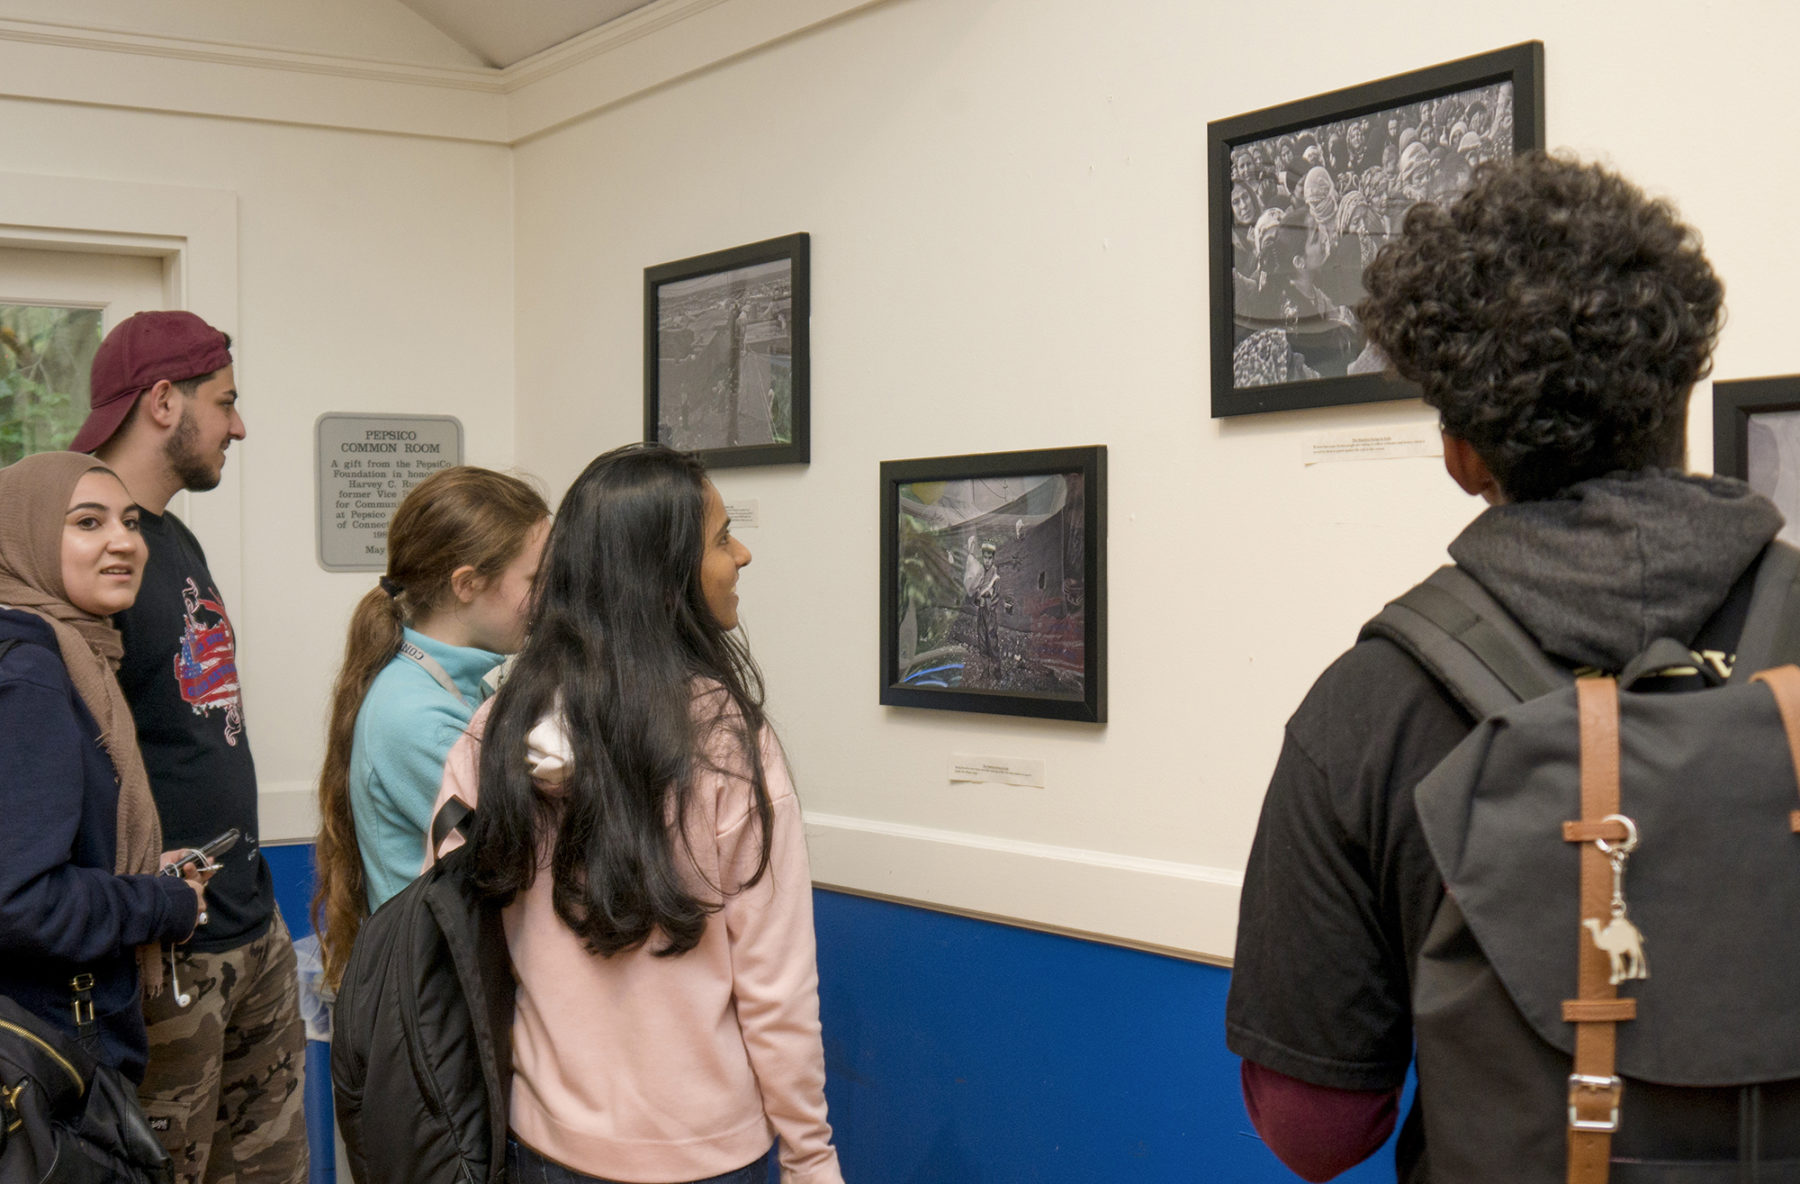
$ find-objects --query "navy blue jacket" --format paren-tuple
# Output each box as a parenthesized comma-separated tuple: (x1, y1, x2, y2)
(0, 608, 199, 1083)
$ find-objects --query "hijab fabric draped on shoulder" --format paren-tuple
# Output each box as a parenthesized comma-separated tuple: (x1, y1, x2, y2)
(0, 451, 163, 883)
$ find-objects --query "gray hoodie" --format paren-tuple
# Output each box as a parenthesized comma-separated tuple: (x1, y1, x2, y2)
(1448, 469, 1783, 671)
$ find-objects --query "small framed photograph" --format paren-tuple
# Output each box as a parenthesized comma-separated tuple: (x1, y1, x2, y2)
(1714, 376, 1800, 546)
(1208, 42, 1544, 417)
(645, 232, 809, 468)
(880, 446, 1106, 723)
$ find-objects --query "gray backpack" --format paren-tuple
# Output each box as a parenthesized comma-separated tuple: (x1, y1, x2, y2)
(1362, 544, 1800, 1184)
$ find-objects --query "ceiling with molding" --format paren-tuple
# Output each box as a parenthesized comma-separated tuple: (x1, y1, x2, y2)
(0, 0, 878, 144)
(393, 0, 659, 68)
(0, 0, 666, 70)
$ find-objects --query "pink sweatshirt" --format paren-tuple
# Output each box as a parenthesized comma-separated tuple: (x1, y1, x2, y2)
(432, 692, 844, 1184)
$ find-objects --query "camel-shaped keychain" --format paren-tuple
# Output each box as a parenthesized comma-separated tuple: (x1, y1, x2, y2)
(1585, 812, 1648, 985)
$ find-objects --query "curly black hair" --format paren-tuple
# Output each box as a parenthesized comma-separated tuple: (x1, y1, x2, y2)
(1358, 152, 1723, 501)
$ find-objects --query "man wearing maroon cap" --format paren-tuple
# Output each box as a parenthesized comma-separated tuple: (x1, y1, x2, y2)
(77, 310, 307, 1184)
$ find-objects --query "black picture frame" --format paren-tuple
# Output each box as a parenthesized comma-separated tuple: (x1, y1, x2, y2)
(1208, 41, 1544, 417)
(880, 446, 1106, 723)
(1713, 378, 1800, 543)
(644, 232, 810, 468)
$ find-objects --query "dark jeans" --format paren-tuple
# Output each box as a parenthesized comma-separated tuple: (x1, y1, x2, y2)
(506, 1137, 771, 1184)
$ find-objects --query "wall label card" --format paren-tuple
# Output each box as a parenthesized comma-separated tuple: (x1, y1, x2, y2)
(315, 412, 463, 571)
(724, 499, 761, 530)
(949, 753, 1047, 788)
(1302, 426, 1441, 465)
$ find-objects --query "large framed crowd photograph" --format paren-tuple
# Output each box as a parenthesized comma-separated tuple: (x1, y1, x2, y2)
(644, 233, 810, 468)
(880, 446, 1106, 724)
(1208, 42, 1545, 418)
(1714, 376, 1800, 547)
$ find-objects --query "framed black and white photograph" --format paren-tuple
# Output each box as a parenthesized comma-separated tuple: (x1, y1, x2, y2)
(880, 446, 1106, 723)
(645, 232, 809, 468)
(1714, 376, 1800, 547)
(1209, 41, 1544, 417)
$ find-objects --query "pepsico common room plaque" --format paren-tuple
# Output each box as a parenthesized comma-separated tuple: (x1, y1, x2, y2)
(315, 412, 463, 571)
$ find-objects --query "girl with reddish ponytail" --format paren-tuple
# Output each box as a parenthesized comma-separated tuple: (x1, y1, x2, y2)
(312, 466, 548, 988)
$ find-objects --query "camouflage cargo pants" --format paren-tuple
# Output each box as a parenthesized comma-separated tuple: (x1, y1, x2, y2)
(137, 907, 309, 1184)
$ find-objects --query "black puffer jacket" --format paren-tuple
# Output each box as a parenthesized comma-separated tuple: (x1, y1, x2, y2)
(330, 807, 512, 1184)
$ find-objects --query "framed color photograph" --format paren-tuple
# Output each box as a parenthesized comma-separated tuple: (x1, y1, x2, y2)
(1715, 376, 1800, 547)
(645, 233, 809, 468)
(1209, 41, 1544, 417)
(880, 446, 1106, 723)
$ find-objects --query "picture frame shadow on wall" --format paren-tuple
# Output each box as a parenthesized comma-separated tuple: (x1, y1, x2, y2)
(1208, 40, 1545, 418)
(644, 232, 810, 468)
(880, 446, 1106, 724)
(1713, 375, 1800, 547)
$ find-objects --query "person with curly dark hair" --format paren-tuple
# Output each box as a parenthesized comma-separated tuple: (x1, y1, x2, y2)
(1224, 152, 1786, 1182)
(1360, 151, 1724, 504)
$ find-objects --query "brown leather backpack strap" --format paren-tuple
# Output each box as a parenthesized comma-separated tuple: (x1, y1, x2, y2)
(1563, 677, 1633, 1184)
(1749, 664, 1800, 831)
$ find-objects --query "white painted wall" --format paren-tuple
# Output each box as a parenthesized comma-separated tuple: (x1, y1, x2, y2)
(0, 100, 516, 835)
(9, 0, 1798, 961)
(511, 0, 1800, 959)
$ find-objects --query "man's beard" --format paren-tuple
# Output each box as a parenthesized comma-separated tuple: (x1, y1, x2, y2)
(165, 408, 222, 492)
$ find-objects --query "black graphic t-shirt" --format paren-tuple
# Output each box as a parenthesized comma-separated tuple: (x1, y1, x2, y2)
(114, 509, 272, 953)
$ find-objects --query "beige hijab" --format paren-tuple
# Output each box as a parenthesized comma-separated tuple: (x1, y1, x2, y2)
(0, 451, 166, 987)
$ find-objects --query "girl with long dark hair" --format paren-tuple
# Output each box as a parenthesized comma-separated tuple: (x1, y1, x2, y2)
(313, 466, 549, 987)
(433, 443, 843, 1184)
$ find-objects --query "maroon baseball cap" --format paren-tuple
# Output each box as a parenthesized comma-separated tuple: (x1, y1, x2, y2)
(70, 310, 233, 453)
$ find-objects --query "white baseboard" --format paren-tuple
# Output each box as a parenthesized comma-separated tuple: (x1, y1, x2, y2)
(254, 789, 1244, 963)
(802, 811, 1241, 964)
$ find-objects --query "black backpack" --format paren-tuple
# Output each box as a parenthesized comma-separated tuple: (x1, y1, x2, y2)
(329, 801, 513, 1184)
(1361, 544, 1800, 1184)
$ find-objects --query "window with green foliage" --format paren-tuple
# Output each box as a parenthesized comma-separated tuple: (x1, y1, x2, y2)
(1, 304, 103, 465)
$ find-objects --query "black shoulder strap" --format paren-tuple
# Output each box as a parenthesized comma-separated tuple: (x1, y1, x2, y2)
(430, 796, 474, 854)
(1359, 565, 1568, 720)
(1728, 540, 1800, 678)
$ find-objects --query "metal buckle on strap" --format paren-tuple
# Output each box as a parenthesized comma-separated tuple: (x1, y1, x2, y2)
(1568, 1073, 1623, 1133)
(68, 972, 95, 1028)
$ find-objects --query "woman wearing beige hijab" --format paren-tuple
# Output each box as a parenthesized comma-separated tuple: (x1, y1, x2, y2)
(0, 450, 208, 1083)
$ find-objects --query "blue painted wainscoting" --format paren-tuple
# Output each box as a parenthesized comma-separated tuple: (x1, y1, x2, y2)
(264, 845, 1402, 1183)
(813, 891, 1401, 1183)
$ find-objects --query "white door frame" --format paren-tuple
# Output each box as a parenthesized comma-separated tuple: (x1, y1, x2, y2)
(0, 172, 243, 612)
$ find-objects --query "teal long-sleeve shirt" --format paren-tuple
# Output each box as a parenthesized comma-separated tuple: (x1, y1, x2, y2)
(349, 627, 504, 909)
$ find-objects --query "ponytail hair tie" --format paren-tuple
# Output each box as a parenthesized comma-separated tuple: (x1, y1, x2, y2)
(378, 575, 404, 598)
